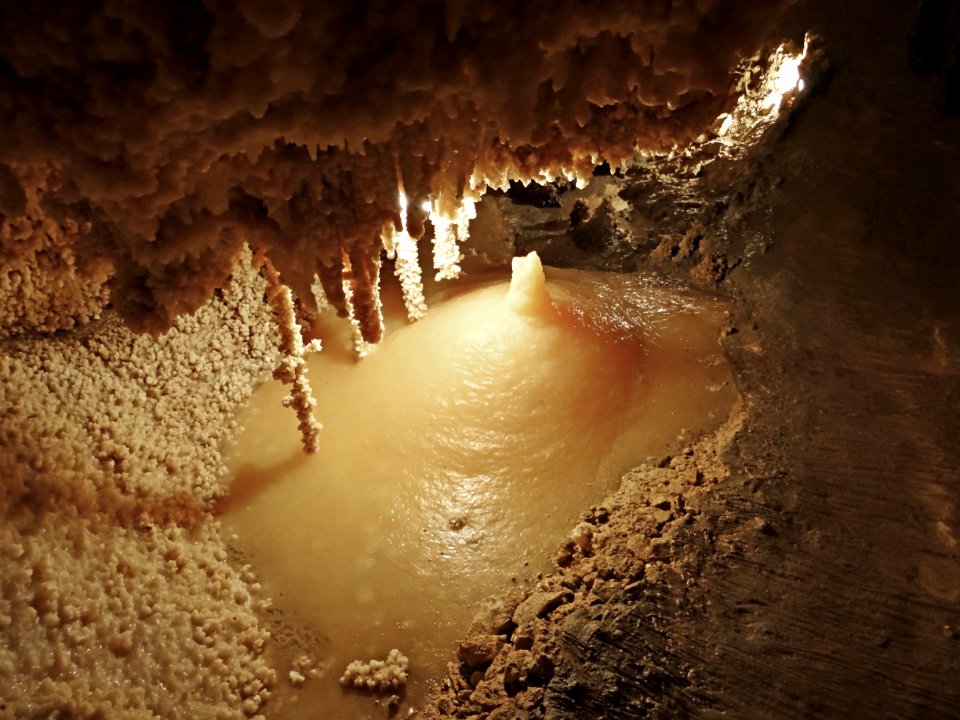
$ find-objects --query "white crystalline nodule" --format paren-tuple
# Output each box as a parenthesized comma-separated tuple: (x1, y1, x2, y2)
(339, 649, 410, 692)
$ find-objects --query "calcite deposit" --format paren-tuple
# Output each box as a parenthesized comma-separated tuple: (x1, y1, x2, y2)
(0, 2, 807, 718)
(0, 251, 279, 717)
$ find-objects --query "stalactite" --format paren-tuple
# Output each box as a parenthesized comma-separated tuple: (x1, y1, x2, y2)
(254, 249, 322, 454)
(393, 230, 428, 321)
(340, 249, 371, 359)
(317, 259, 349, 318)
(384, 192, 427, 322)
(427, 205, 464, 282)
(346, 243, 385, 345)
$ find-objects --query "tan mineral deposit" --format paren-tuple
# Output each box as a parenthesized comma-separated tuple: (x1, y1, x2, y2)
(2, 1, 959, 720)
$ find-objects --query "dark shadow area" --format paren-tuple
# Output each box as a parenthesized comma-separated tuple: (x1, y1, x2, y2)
(215, 451, 313, 516)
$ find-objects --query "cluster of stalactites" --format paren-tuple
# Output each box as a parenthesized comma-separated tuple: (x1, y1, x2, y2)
(0, 0, 796, 339)
(251, 37, 816, 452)
(271, 148, 604, 359)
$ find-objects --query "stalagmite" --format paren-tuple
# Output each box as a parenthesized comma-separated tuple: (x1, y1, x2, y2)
(506, 252, 552, 317)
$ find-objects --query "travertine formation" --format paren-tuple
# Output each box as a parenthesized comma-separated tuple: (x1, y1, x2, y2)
(0, 1, 790, 341)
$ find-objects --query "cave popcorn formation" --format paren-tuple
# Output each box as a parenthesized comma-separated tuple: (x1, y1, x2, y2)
(339, 649, 410, 692)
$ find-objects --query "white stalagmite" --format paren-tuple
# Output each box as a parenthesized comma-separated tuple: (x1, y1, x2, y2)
(506, 251, 552, 317)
